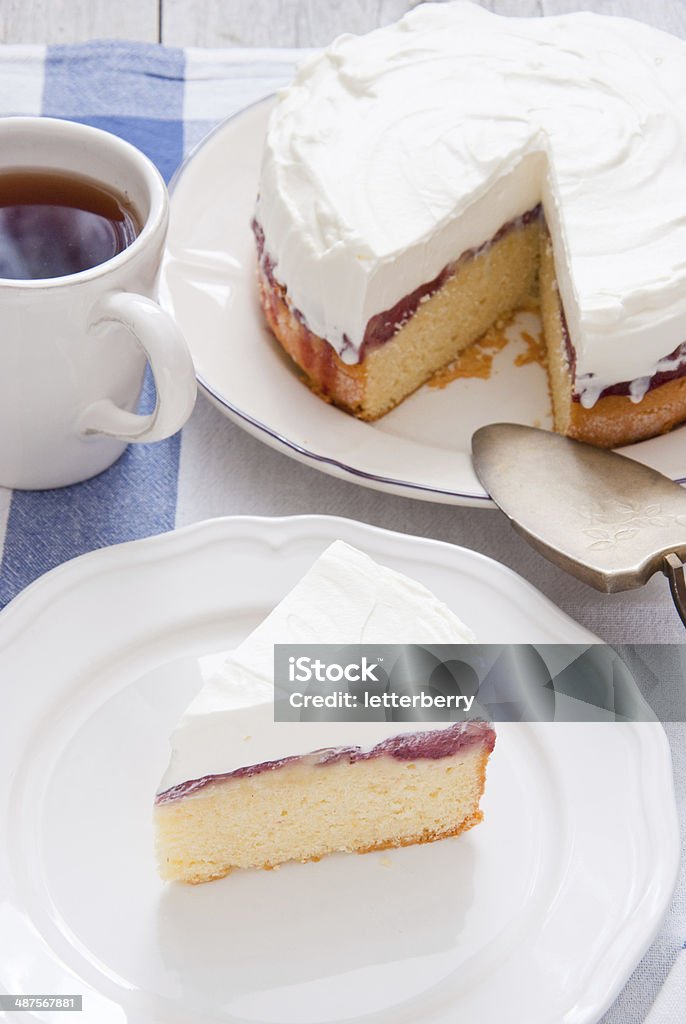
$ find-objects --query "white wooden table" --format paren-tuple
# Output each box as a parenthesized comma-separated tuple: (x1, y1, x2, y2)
(1, 0, 685, 45)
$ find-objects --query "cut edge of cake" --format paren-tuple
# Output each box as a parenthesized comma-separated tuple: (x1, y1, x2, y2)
(256, 211, 686, 447)
(156, 721, 495, 884)
(255, 209, 540, 423)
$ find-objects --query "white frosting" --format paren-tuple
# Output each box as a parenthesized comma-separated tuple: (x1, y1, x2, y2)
(158, 540, 474, 794)
(256, 1, 686, 402)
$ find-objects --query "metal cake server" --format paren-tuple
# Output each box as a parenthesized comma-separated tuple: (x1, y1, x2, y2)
(471, 423, 686, 628)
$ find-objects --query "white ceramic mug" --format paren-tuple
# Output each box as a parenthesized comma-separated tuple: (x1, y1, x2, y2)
(0, 117, 197, 490)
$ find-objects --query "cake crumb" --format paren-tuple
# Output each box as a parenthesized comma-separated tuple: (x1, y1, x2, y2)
(379, 855, 393, 868)
(243, 735, 252, 741)
(514, 329, 547, 368)
(428, 313, 511, 387)
(428, 305, 545, 388)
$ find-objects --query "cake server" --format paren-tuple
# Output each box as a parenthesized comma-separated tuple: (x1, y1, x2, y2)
(471, 423, 686, 628)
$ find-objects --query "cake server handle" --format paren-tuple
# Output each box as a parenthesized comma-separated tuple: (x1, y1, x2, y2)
(471, 424, 686, 632)
(663, 554, 686, 629)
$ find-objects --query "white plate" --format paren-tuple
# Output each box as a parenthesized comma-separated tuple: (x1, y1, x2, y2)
(0, 515, 679, 1024)
(160, 98, 686, 506)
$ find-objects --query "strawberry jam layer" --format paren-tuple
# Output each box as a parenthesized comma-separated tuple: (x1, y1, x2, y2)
(255, 212, 686, 404)
(155, 720, 495, 804)
(254, 207, 541, 360)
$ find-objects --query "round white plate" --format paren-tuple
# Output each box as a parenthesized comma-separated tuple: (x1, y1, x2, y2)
(160, 98, 686, 506)
(0, 515, 678, 1024)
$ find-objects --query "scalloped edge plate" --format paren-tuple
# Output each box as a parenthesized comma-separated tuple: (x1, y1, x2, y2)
(0, 516, 679, 1024)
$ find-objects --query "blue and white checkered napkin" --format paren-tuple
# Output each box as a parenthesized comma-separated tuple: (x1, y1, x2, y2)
(0, 41, 300, 607)
(0, 41, 682, 1024)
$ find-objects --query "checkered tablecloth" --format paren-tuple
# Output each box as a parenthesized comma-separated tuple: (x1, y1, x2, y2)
(0, 41, 303, 604)
(0, 41, 683, 1023)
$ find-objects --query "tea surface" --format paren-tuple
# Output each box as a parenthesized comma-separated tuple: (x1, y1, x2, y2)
(0, 170, 140, 280)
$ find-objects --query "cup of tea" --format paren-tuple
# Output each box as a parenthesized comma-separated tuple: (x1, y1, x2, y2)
(0, 117, 197, 490)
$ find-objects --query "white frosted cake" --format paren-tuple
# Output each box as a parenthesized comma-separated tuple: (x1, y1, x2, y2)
(254, 2, 686, 447)
(155, 541, 495, 883)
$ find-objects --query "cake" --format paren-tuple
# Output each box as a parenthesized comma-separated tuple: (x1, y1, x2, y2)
(253, 2, 686, 448)
(155, 541, 495, 883)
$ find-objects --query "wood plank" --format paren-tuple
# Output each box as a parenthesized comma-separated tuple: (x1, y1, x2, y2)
(471, 1, 544, 14)
(539, 0, 686, 35)
(162, 0, 417, 48)
(1, 0, 684, 54)
(0, 0, 158, 44)
(162, 0, 686, 48)
(476, 0, 686, 34)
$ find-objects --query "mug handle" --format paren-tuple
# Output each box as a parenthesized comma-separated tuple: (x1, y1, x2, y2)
(78, 291, 197, 442)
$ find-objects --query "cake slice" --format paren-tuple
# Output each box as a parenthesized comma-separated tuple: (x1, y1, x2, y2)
(155, 541, 495, 883)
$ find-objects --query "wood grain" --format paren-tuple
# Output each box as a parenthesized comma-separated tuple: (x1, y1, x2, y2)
(161, 0, 686, 47)
(0, 1, 685, 50)
(438, 0, 686, 35)
(0, 0, 158, 44)
(539, 0, 686, 34)
(162, 0, 418, 47)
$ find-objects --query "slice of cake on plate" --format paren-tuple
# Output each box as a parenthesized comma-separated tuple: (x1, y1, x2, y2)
(155, 541, 495, 883)
(254, 2, 686, 447)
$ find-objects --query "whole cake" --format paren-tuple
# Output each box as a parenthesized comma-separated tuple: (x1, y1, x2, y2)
(155, 541, 495, 883)
(254, 2, 686, 448)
